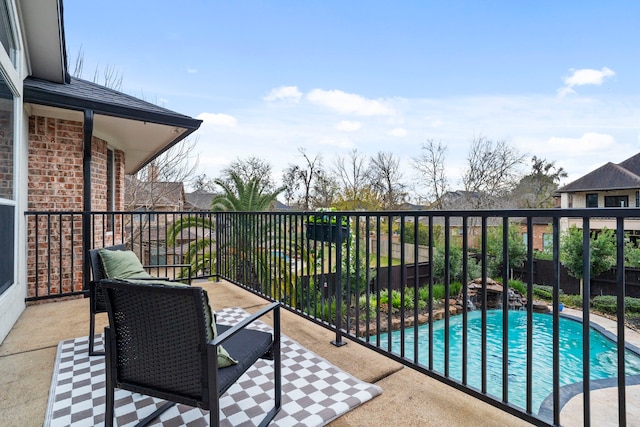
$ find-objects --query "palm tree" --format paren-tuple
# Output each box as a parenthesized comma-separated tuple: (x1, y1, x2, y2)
(168, 172, 299, 302)
(211, 172, 283, 211)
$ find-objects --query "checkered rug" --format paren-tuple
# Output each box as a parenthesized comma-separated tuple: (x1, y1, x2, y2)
(44, 307, 382, 427)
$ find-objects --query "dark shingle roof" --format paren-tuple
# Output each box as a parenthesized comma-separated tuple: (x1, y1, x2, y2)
(125, 176, 185, 208)
(558, 157, 640, 192)
(617, 153, 640, 175)
(185, 191, 217, 211)
(24, 77, 201, 129)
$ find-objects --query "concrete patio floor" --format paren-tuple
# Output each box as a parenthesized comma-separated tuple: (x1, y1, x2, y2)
(2, 279, 632, 426)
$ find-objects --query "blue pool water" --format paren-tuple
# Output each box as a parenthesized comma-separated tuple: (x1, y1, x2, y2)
(379, 310, 640, 413)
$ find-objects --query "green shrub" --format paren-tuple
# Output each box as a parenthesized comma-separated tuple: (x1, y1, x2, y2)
(625, 297, 640, 313)
(560, 294, 583, 308)
(591, 295, 640, 315)
(508, 279, 527, 296)
(358, 295, 377, 317)
(432, 284, 445, 301)
(534, 250, 553, 261)
(418, 286, 430, 302)
(592, 295, 617, 315)
(533, 285, 554, 300)
(450, 281, 462, 297)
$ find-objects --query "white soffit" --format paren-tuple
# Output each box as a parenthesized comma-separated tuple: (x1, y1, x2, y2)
(18, 0, 66, 83)
(27, 104, 188, 174)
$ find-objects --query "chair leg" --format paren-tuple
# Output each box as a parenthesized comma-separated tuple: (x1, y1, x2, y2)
(134, 402, 175, 427)
(257, 306, 282, 427)
(88, 310, 104, 356)
(105, 328, 115, 427)
(210, 394, 220, 427)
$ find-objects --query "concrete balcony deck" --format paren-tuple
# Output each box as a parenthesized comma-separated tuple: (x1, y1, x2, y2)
(1, 278, 581, 427)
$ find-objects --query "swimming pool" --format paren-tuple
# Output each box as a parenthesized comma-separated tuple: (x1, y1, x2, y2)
(379, 309, 640, 413)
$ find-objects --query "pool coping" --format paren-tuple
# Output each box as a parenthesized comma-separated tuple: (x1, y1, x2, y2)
(536, 311, 640, 421)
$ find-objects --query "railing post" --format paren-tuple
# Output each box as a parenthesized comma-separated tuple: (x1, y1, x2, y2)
(331, 214, 347, 347)
(215, 212, 221, 282)
(81, 109, 94, 293)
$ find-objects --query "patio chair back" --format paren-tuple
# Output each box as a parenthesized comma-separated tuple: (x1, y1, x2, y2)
(89, 244, 126, 285)
(87, 244, 194, 355)
(87, 244, 125, 355)
(101, 279, 281, 427)
(105, 281, 210, 403)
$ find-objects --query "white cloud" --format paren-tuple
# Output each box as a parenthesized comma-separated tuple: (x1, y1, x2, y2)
(306, 89, 394, 116)
(191, 91, 640, 189)
(558, 67, 615, 96)
(336, 120, 361, 132)
(264, 86, 302, 102)
(187, 68, 198, 74)
(546, 132, 615, 153)
(197, 112, 238, 127)
(388, 127, 408, 137)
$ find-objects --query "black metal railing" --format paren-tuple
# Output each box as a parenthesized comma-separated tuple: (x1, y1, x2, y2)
(24, 210, 216, 300)
(24, 207, 640, 426)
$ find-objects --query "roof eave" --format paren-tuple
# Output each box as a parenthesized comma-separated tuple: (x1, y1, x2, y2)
(23, 84, 202, 130)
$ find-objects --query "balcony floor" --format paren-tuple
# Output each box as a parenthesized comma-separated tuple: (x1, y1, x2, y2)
(2, 279, 634, 426)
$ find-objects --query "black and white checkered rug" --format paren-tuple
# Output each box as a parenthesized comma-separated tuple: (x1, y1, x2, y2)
(44, 307, 382, 427)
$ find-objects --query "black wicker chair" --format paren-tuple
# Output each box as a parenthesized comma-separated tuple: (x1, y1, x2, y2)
(87, 245, 192, 356)
(101, 279, 281, 427)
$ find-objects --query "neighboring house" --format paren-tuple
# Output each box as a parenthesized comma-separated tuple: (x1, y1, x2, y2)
(185, 189, 217, 211)
(125, 175, 187, 213)
(513, 217, 553, 252)
(0, 0, 201, 343)
(556, 152, 640, 237)
(436, 190, 482, 210)
(125, 175, 188, 265)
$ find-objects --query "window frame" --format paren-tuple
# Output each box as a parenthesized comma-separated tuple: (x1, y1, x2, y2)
(0, 0, 20, 298)
(604, 195, 629, 208)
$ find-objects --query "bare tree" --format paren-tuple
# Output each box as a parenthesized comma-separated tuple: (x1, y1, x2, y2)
(312, 170, 340, 208)
(461, 136, 525, 209)
(191, 173, 217, 193)
(125, 137, 200, 210)
(512, 156, 567, 208)
(333, 149, 378, 210)
(369, 151, 407, 210)
(72, 46, 123, 90)
(411, 139, 449, 209)
(218, 156, 276, 194)
(281, 148, 323, 210)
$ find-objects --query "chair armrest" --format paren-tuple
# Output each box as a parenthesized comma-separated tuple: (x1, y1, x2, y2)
(211, 302, 281, 347)
(143, 263, 191, 269)
(143, 264, 192, 284)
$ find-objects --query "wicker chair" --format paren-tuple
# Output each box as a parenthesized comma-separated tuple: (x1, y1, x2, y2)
(101, 279, 281, 427)
(87, 245, 192, 356)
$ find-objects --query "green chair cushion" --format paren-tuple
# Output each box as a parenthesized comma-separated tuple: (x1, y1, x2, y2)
(98, 250, 153, 280)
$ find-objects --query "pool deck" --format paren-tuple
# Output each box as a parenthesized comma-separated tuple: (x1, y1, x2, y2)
(557, 307, 640, 426)
(1, 281, 639, 426)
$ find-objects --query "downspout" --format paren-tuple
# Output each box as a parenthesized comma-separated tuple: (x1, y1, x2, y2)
(82, 109, 94, 292)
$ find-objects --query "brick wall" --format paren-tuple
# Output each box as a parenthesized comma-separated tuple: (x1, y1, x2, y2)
(26, 116, 125, 299)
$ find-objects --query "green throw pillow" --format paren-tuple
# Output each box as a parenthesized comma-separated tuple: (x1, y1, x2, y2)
(98, 250, 153, 280)
(202, 289, 238, 368)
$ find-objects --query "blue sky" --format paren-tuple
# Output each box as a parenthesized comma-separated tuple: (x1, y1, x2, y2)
(63, 1, 640, 195)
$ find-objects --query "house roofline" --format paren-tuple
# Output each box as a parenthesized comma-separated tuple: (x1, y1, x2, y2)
(23, 77, 202, 130)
